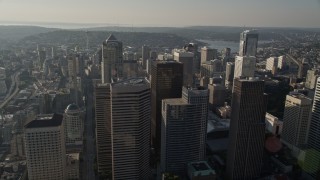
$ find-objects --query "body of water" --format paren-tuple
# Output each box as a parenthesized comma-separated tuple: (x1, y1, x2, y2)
(197, 39, 239, 53)
(197, 39, 273, 53)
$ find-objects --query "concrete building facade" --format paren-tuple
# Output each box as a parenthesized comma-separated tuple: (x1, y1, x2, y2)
(24, 114, 66, 180)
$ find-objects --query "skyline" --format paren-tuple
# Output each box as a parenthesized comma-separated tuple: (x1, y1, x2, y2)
(0, 0, 320, 28)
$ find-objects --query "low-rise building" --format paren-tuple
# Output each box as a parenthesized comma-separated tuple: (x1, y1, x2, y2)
(187, 161, 216, 180)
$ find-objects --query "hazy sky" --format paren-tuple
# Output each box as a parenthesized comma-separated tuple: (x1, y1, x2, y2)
(0, 0, 320, 27)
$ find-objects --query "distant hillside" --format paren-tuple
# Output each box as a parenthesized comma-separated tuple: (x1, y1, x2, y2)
(0, 26, 57, 41)
(20, 30, 203, 49)
(81, 26, 289, 42)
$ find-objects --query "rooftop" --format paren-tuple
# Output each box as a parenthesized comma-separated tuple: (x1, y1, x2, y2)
(112, 78, 149, 88)
(25, 114, 63, 128)
(188, 161, 216, 176)
(66, 103, 79, 111)
(106, 34, 117, 41)
(163, 98, 187, 106)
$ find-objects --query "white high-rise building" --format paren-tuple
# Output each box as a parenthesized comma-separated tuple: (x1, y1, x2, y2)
(24, 114, 66, 180)
(278, 55, 286, 70)
(266, 57, 279, 75)
(161, 87, 208, 175)
(281, 93, 312, 149)
(234, 56, 256, 79)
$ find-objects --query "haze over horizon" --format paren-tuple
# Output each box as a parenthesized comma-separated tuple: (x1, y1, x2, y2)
(0, 0, 320, 28)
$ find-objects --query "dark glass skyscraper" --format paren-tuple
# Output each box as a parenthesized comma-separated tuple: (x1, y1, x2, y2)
(239, 30, 259, 57)
(151, 61, 183, 155)
(101, 34, 123, 83)
(226, 78, 267, 179)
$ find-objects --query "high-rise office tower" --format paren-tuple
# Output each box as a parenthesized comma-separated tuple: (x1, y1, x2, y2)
(173, 50, 194, 86)
(142, 45, 150, 69)
(234, 56, 256, 79)
(161, 87, 208, 175)
(201, 47, 217, 64)
(95, 83, 112, 176)
(225, 62, 235, 89)
(150, 51, 158, 60)
(226, 78, 267, 179)
(37, 48, 46, 69)
(151, 61, 183, 154)
(75, 54, 85, 77)
(208, 78, 227, 111)
(281, 93, 312, 149)
(278, 55, 286, 70)
(200, 59, 223, 78)
(306, 77, 320, 178)
(24, 114, 66, 180)
(184, 43, 200, 73)
(101, 34, 123, 83)
(110, 78, 151, 179)
(306, 69, 320, 90)
(64, 104, 84, 148)
(239, 30, 259, 57)
(222, 47, 231, 59)
(67, 54, 77, 79)
(266, 57, 279, 75)
(222, 47, 232, 67)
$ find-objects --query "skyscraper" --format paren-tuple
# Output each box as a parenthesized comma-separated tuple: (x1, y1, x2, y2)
(101, 34, 123, 83)
(142, 45, 150, 69)
(226, 78, 267, 179)
(24, 114, 66, 180)
(234, 56, 256, 79)
(161, 87, 208, 175)
(306, 77, 320, 178)
(64, 104, 84, 149)
(305, 69, 320, 90)
(37, 48, 46, 69)
(67, 54, 77, 79)
(151, 61, 183, 155)
(239, 30, 259, 57)
(225, 62, 235, 89)
(184, 43, 200, 73)
(173, 50, 194, 86)
(208, 78, 227, 111)
(281, 93, 312, 149)
(95, 78, 151, 179)
(201, 47, 217, 64)
(95, 83, 112, 176)
(110, 78, 151, 179)
(266, 57, 279, 75)
(200, 59, 223, 78)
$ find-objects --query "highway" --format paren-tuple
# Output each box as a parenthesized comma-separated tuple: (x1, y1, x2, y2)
(286, 53, 302, 66)
(84, 78, 96, 180)
(0, 71, 20, 109)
